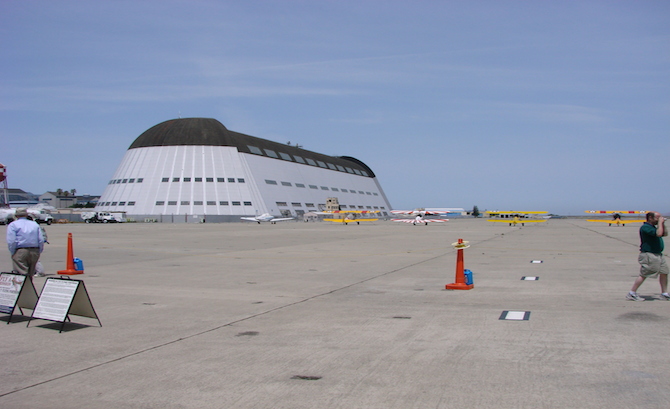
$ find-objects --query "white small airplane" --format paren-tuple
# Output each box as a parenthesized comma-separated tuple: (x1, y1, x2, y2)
(31, 203, 57, 212)
(392, 215, 449, 225)
(391, 208, 464, 217)
(241, 213, 294, 224)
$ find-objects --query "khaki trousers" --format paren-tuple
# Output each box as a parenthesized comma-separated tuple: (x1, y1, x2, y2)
(11, 248, 41, 277)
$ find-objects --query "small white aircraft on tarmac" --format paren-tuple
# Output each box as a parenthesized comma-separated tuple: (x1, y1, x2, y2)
(241, 213, 294, 224)
(392, 215, 449, 225)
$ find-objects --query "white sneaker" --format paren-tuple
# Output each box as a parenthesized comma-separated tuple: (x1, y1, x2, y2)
(626, 293, 644, 301)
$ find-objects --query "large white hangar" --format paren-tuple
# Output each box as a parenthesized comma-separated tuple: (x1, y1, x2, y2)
(96, 118, 392, 222)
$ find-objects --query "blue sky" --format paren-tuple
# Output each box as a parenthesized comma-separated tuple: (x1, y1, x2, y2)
(2, 1, 668, 215)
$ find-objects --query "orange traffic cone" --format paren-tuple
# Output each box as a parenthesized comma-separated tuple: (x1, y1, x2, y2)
(446, 238, 473, 290)
(57, 233, 84, 275)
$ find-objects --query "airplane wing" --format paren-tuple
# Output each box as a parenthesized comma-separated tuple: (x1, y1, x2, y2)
(30, 203, 57, 212)
(486, 211, 548, 215)
(324, 218, 378, 223)
(586, 219, 644, 224)
(322, 210, 380, 214)
(392, 219, 448, 223)
(425, 208, 464, 214)
(585, 210, 647, 214)
(487, 219, 547, 223)
(390, 210, 449, 215)
(240, 217, 259, 222)
(270, 217, 294, 222)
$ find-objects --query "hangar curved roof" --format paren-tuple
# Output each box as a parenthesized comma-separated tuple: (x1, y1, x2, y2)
(129, 118, 376, 177)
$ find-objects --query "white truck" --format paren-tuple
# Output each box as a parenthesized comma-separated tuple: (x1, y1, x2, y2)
(0, 208, 53, 225)
(0, 208, 14, 225)
(81, 211, 126, 223)
(30, 209, 54, 225)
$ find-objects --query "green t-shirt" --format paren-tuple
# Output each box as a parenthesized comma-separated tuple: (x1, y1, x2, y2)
(640, 222, 664, 253)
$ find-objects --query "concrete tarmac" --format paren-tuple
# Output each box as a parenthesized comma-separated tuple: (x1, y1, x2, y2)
(1, 218, 669, 409)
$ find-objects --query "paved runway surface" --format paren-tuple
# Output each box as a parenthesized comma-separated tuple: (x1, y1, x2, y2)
(1, 218, 669, 408)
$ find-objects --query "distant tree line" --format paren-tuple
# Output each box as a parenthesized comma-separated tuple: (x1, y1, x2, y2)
(52, 188, 95, 207)
(69, 202, 96, 208)
(55, 188, 77, 197)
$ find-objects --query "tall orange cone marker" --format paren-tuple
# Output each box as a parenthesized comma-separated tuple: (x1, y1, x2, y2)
(57, 233, 84, 275)
(446, 238, 473, 290)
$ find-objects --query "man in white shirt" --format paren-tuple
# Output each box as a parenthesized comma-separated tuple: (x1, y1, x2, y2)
(6, 208, 45, 278)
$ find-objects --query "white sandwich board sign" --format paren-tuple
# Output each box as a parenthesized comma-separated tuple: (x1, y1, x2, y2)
(0, 272, 39, 323)
(28, 277, 101, 332)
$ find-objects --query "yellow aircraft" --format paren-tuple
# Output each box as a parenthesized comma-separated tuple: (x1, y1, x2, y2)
(585, 210, 647, 226)
(486, 211, 549, 226)
(319, 210, 379, 225)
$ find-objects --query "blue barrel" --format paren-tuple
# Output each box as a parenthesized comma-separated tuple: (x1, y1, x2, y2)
(464, 269, 473, 285)
(73, 257, 84, 271)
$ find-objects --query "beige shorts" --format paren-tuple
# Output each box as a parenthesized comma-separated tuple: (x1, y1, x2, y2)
(638, 252, 669, 278)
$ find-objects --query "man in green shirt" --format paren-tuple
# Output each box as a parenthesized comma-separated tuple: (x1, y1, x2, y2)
(627, 211, 668, 301)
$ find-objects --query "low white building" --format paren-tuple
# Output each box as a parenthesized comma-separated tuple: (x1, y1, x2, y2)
(97, 118, 392, 222)
(39, 191, 76, 209)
